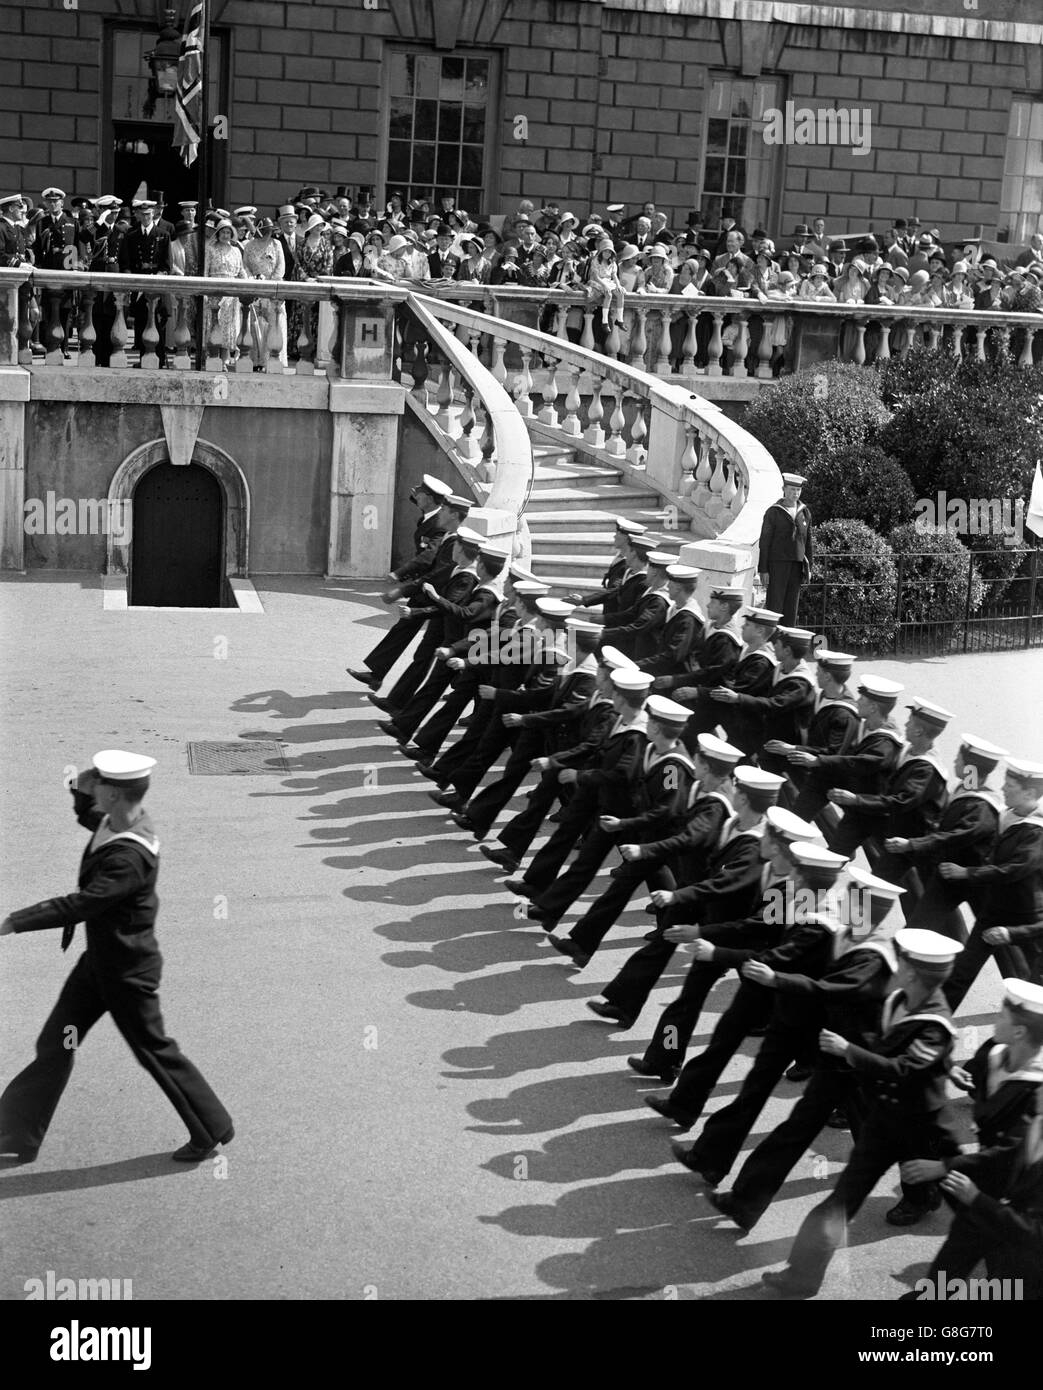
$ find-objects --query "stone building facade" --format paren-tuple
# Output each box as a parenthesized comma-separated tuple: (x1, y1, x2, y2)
(1, 0, 1041, 243)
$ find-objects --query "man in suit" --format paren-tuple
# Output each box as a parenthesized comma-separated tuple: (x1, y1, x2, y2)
(763, 928, 964, 1299)
(758, 473, 814, 625)
(0, 751, 233, 1164)
(275, 205, 300, 280)
(118, 199, 173, 366)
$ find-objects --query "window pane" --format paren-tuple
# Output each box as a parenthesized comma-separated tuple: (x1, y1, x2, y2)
(1030, 104, 1043, 140)
(414, 99, 437, 139)
(726, 159, 744, 194)
(707, 118, 728, 153)
(462, 103, 485, 142)
(1027, 143, 1043, 178)
(416, 54, 440, 99)
(460, 145, 483, 188)
(729, 125, 748, 157)
(389, 99, 412, 141)
(437, 144, 459, 184)
(412, 143, 435, 183)
(441, 55, 465, 100)
(389, 50, 412, 97)
(704, 158, 724, 193)
(1024, 177, 1043, 214)
(387, 141, 411, 183)
(438, 102, 462, 142)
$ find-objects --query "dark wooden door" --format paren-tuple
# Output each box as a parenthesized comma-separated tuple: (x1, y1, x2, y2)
(130, 463, 224, 607)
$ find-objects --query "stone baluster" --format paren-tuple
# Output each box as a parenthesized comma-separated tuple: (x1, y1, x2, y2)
(294, 307, 315, 375)
(693, 434, 713, 508)
(539, 357, 560, 427)
(562, 365, 582, 438)
(411, 338, 429, 405)
(628, 306, 648, 369)
(435, 360, 454, 430)
(514, 347, 534, 418)
(110, 293, 130, 369)
(627, 401, 648, 467)
(730, 313, 751, 378)
(755, 311, 774, 378)
(705, 452, 726, 518)
(851, 320, 867, 366)
(973, 326, 987, 362)
(605, 317, 621, 360)
(925, 321, 942, 352)
(17, 285, 36, 365)
(585, 374, 606, 447)
(652, 308, 672, 377)
(140, 294, 162, 370)
(1018, 326, 1036, 369)
(705, 312, 724, 376)
(479, 405, 496, 484)
(580, 310, 596, 352)
(678, 308, 698, 375)
(679, 425, 699, 502)
(44, 291, 65, 365)
(264, 297, 284, 373)
(234, 296, 255, 373)
(326, 299, 341, 371)
(491, 335, 507, 386)
(171, 293, 192, 370)
(467, 327, 482, 359)
(77, 289, 97, 367)
(606, 388, 627, 458)
(950, 322, 965, 360)
(995, 324, 1012, 361)
(458, 381, 480, 462)
(205, 302, 225, 371)
(548, 304, 566, 343)
(875, 321, 892, 364)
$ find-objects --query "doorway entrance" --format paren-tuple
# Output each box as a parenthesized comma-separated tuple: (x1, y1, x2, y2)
(130, 462, 225, 607)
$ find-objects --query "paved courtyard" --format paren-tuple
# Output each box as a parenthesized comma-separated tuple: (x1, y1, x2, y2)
(1, 572, 1040, 1301)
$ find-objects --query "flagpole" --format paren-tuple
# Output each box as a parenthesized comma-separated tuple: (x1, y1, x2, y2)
(194, 0, 210, 370)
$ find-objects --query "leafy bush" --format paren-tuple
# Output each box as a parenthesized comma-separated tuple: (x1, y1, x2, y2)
(961, 532, 1025, 607)
(801, 444, 917, 534)
(743, 361, 891, 477)
(889, 521, 985, 652)
(798, 518, 897, 652)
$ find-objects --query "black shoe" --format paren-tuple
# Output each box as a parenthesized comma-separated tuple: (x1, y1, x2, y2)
(761, 1271, 814, 1300)
(748, 1025, 767, 1038)
(642, 928, 661, 941)
(172, 1126, 234, 1163)
(450, 811, 477, 833)
(401, 744, 424, 760)
(415, 763, 445, 784)
(479, 844, 520, 873)
(586, 1000, 634, 1028)
(428, 789, 463, 810)
(0, 1140, 39, 1164)
(504, 877, 534, 898)
(898, 1289, 925, 1301)
(627, 1056, 679, 1084)
(885, 1196, 940, 1228)
(347, 668, 379, 688)
(784, 1063, 813, 1083)
(825, 1108, 850, 1130)
(549, 936, 589, 966)
(368, 694, 395, 712)
(707, 1190, 752, 1233)
(669, 1138, 722, 1181)
(377, 720, 406, 742)
(645, 1095, 695, 1131)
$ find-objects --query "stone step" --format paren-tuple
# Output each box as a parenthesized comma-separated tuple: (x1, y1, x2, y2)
(529, 462, 623, 486)
(525, 485, 663, 508)
(522, 508, 673, 531)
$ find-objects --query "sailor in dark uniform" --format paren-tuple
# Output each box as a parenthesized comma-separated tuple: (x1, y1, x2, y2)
(637, 562, 705, 679)
(598, 551, 672, 660)
(684, 606, 779, 755)
(0, 751, 233, 1164)
(885, 733, 1005, 942)
(758, 472, 814, 625)
(33, 186, 78, 355)
(118, 199, 173, 365)
(762, 928, 964, 1299)
(765, 648, 859, 806)
(566, 517, 647, 618)
(711, 624, 817, 775)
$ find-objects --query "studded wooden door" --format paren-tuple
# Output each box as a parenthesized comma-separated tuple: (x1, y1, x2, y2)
(130, 462, 224, 607)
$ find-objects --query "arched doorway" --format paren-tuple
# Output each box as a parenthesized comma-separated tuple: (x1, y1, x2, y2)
(130, 462, 224, 607)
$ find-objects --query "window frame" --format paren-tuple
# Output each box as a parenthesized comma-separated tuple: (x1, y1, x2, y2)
(697, 72, 784, 235)
(999, 96, 1043, 245)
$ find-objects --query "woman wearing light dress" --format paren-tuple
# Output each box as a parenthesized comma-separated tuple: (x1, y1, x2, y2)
(204, 220, 247, 365)
(242, 217, 287, 369)
(288, 214, 334, 358)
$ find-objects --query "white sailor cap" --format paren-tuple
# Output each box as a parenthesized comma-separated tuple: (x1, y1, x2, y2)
(92, 749, 156, 782)
(132, 199, 158, 209)
(745, 607, 782, 626)
(95, 195, 122, 209)
(1003, 979, 1043, 1016)
(535, 597, 574, 619)
(1006, 758, 1043, 786)
(816, 648, 855, 669)
(959, 734, 1008, 763)
(628, 535, 656, 554)
(479, 541, 511, 562)
(178, 200, 199, 210)
(776, 626, 816, 644)
(420, 473, 453, 497)
(646, 550, 676, 568)
(711, 586, 746, 605)
(615, 517, 646, 535)
(606, 203, 626, 214)
(696, 733, 744, 765)
(645, 694, 692, 725)
(789, 841, 849, 872)
(847, 864, 906, 900)
(454, 526, 484, 547)
(894, 928, 963, 963)
(734, 766, 787, 793)
(508, 562, 539, 584)
(234, 205, 258, 217)
(0, 193, 26, 207)
(907, 698, 955, 728)
(611, 669, 654, 693)
(512, 580, 552, 596)
(444, 494, 472, 511)
(858, 674, 904, 700)
(667, 563, 701, 581)
(42, 186, 66, 199)
(765, 806, 823, 842)
(566, 617, 603, 634)
(781, 473, 807, 486)
(600, 645, 637, 672)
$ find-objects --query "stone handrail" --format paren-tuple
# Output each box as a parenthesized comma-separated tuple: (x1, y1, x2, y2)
(408, 290, 781, 591)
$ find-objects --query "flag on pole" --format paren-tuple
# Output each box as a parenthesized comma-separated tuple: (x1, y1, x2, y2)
(173, 0, 205, 167)
(1027, 460, 1043, 539)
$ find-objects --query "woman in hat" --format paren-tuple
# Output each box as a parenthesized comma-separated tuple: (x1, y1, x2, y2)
(204, 219, 248, 365)
(585, 239, 626, 351)
(942, 260, 974, 309)
(616, 243, 645, 294)
(288, 212, 333, 360)
(798, 262, 837, 302)
(865, 262, 896, 306)
(836, 258, 870, 361)
(243, 216, 287, 369)
(642, 243, 676, 295)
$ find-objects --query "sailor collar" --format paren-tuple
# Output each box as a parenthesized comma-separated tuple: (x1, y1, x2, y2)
(881, 990, 958, 1038)
(89, 815, 159, 857)
(563, 651, 599, 679)
(815, 690, 858, 714)
(897, 745, 949, 779)
(739, 642, 778, 665)
(773, 658, 815, 688)
(999, 809, 1043, 835)
(860, 721, 904, 747)
(688, 784, 734, 812)
(986, 1043, 1043, 1090)
(719, 813, 765, 848)
(643, 743, 696, 776)
(608, 709, 650, 738)
(950, 787, 1004, 814)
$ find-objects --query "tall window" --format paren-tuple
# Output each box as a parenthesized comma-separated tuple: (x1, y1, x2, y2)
(1000, 100, 1043, 245)
(699, 76, 781, 232)
(383, 49, 497, 215)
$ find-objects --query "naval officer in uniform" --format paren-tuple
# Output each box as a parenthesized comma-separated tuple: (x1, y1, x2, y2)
(0, 751, 233, 1164)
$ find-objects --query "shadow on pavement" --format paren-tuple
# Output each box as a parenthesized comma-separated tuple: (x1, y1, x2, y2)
(0, 1152, 200, 1200)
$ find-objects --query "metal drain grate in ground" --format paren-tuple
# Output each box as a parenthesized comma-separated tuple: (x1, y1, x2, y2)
(187, 741, 291, 775)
